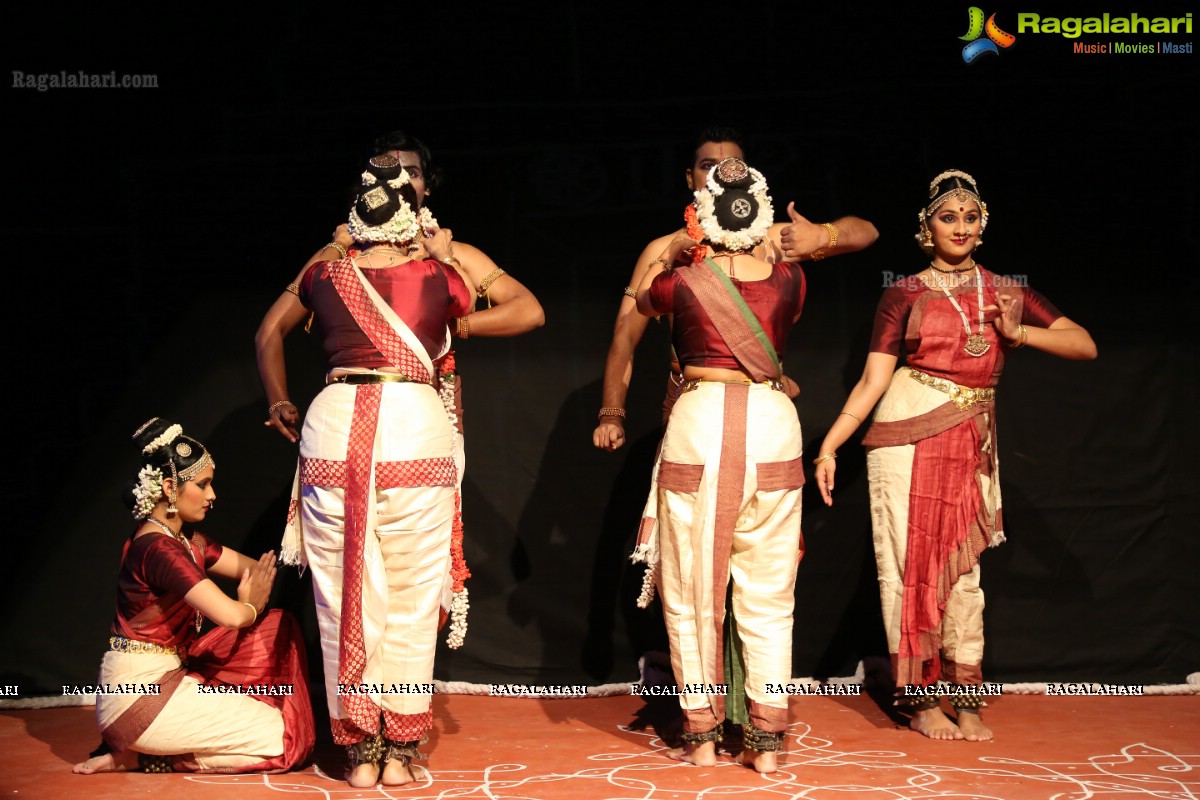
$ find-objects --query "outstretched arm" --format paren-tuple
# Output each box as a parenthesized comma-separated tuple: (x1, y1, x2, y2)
(774, 202, 879, 262)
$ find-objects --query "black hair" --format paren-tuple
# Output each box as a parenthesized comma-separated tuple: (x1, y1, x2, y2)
(926, 170, 982, 212)
(371, 129, 442, 191)
(353, 155, 420, 227)
(122, 418, 209, 513)
(692, 126, 748, 161)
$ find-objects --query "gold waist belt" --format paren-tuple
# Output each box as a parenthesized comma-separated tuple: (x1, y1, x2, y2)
(109, 635, 184, 657)
(327, 372, 416, 385)
(907, 368, 995, 410)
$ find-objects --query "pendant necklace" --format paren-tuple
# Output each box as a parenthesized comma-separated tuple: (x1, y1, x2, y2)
(145, 516, 205, 632)
(933, 265, 991, 357)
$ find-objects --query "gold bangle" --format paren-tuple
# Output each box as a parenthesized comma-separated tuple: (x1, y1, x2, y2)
(242, 602, 258, 626)
(326, 241, 348, 259)
(649, 258, 671, 271)
(809, 222, 840, 261)
(823, 222, 840, 249)
(456, 315, 471, 339)
(839, 410, 861, 423)
(267, 399, 295, 416)
(598, 407, 626, 420)
(1005, 324, 1028, 349)
(623, 287, 637, 299)
(442, 256, 462, 267)
(284, 282, 300, 297)
(812, 452, 837, 466)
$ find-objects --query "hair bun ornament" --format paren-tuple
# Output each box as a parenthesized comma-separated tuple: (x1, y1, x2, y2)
(367, 153, 405, 182)
(713, 157, 753, 190)
(355, 183, 400, 227)
(132, 417, 160, 441)
(694, 157, 773, 248)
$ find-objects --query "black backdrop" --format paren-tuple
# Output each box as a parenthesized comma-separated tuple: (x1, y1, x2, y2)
(2, 2, 1196, 695)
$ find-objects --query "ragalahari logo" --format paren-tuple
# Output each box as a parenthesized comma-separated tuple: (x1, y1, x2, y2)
(960, 7, 1017, 62)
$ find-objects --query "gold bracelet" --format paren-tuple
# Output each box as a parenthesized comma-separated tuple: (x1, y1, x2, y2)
(456, 315, 471, 339)
(809, 222, 840, 261)
(649, 258, 671, 271)
(1005, 324, 1028, 349)
(838, 410, 861, 423)
(242, 602, 258, 626)
(442, 256, 462, 267)
(326, 241, 348, 259)
(267, 399, 296, 416)
(812, 452, 837, 465)
(598, 407, 626, 420)
(284, 282, 300, 297)
(623, 287, 637, 299)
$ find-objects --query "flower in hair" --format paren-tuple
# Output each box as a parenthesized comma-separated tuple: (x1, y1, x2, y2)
(142, 424, 182, 454)
(131, 465, 164, 519)
(693, 160, 774, 252)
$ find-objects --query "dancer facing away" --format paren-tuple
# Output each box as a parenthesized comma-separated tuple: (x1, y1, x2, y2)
(634, 157, 808, 774)
(593, 125, 878, 451)
(74, 417, 314, 774)
(259, 128, 543, 450)
(255, 151, 487, 787)
(813, 169, 1096, 741)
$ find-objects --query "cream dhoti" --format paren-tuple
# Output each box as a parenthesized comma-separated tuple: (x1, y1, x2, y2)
(864, 367, 1004, 688)
(655, 381, 804, 734)
(293, 380, 456, 744)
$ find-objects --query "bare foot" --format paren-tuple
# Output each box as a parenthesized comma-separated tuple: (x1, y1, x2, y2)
(739, 749, 777, 774)
(910, 706, 963, 740)
(72, 749, 138, 774)
(667, 739, 717, 767)
(382, 757, 415, 786)
(956, 711, 994, 741)
(346, 761, 380, 788)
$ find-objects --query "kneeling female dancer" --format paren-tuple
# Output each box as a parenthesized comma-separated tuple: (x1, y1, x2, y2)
(74, 417, 313, 774)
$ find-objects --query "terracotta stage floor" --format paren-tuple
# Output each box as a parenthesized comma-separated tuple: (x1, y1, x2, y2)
(2, 691, 1197, 799)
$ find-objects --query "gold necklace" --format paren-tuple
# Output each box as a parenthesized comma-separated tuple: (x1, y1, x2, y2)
(933, 266, 990, 357)
(143, 517, 204, 632)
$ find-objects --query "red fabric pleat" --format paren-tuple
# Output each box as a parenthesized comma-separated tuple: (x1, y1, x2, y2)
(335, 383, 383, 738)
(896, 419, 989, 687)
(186, 609, 315, 772)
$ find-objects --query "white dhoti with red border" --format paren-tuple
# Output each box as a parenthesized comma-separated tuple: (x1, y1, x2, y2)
(295, 380, 456, 744)
(654, 381, 804, 734)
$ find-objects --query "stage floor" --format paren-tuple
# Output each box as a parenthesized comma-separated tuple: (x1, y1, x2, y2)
(2, 691, 1197, 799)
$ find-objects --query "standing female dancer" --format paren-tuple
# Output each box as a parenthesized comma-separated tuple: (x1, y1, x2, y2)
(814, 170, 1096, 741)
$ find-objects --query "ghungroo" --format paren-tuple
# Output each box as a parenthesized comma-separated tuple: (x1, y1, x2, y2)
(382, 737, 425, 765)
(138, 753, 174, 773)
(741, 724, 783, 753)
(346, 734, 385, 768)
(948, 692, 985, 712)
(899, 692, 942, 712)
(680, 727, 722, 746)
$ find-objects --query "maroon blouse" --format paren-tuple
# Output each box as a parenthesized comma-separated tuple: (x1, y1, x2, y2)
(111, 532, 223, 648)
(648, 262, 807, 370)
(300, 258, 473, 369)
(869, 268, 1062, 387)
